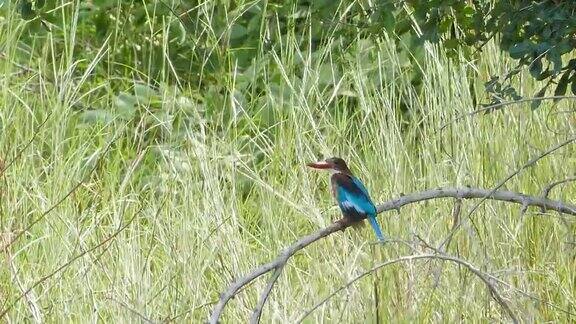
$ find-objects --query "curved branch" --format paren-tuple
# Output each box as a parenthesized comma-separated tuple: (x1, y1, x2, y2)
(209, 221, 345, 324)
(208, 187, 576, 323)
(438, 136, 576, 249)
(541, 176, 576, 200)
(296, 253, 518, 323)
(250, 265, 285, 323)
(374, 187, 576, 215)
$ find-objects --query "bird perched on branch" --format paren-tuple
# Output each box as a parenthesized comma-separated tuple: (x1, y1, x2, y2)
(307, 157, 385, 242)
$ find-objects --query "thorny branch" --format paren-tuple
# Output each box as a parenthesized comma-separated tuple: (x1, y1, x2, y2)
(438, 136, 576, 250)
(540, 176, 576, 245)
(209, 187, 576, 323)
(540, 176, 576, 210)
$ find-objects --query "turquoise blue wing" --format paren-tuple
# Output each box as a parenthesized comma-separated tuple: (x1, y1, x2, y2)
(351, 176, 372, 198)
(335, 179, 377, 216)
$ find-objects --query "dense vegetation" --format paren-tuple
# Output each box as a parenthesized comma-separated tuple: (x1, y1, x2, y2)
(1, 0, 575, 321)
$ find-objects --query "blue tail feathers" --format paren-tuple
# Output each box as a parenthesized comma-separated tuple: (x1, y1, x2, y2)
(367, 215, 385, 242)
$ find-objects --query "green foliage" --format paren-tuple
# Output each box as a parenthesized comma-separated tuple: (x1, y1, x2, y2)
(369, 1, 576, 107)
(13, 1, 576, 99)
(9, 0, 576, 121)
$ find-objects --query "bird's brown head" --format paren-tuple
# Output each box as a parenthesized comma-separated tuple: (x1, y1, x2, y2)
(307, 157, 352, 174)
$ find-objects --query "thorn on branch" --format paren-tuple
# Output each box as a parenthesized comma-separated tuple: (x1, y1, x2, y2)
(519, 201, 529, 217)
(539, 176, 576, 213)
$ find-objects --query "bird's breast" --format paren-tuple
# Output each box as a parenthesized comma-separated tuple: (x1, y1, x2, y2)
(330, 179, 338, 200)
(330, 173, 348, 201)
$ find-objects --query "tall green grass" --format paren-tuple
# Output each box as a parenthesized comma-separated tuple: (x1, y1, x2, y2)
(1, 1, 575, 322)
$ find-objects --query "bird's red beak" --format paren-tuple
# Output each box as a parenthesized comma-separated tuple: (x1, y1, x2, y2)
(306, 161, 331, 169)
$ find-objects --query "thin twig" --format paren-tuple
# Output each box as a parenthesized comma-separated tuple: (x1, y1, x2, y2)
(209, 221, 345, 324)
(296, 252, 518, 323)
(486, 270, 576, 317)
(209, 187, 576, 323)
(438, 95, 576, 133)
(3, 112, 53, 173)
(415, 236, 518, 321)
(4, 129, 123, 251)
(165, 300, 218, 322)
(540, 176, 576, 212)
(106, 296, 156, 324)
(5, 248, 42, 322)
(431, 198, 462, 287)
(201, 216, 232, 247)
(540, 176, 576, 245)
(442, 198, 462, 251)
(466, 137, 576, 216)
(0, 206, 141, 318)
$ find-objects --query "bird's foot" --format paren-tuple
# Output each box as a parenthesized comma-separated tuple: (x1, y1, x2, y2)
(334, 218, 352, 232)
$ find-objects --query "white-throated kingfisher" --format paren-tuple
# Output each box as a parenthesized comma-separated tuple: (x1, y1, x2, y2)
(307, 157, 385, 242)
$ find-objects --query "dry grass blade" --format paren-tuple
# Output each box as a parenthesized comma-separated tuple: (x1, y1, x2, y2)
(4, 128, 124, 251)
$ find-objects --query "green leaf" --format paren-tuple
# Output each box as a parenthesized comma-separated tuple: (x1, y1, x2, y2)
(94, 11, 109, 38)
(35, 0, 45, 9)
(531, 86, 547, 110)
(529, 58, 542, 79)
(508, 41, 531, 59)
(444, 38, 459, 50)
(556, 39, 572, 55)
(19, 0, 36, 20)
(462, 5, 475, 17)
(380, 10, 396, 32)
(546, 49, 562, 75)
(115, 92, 138, 119)
(534, 69, 552, 81)
(554, 69, 572, 101)
(78, 110, 114, 124)
(535, 42, 551, 55)
(247, 14, 261, 34)
(438, 17, 452, 33)
(542, 26, 551, 39)
(317, 63, 340, 87)
(133, 83, 157, 101)
(571, 74, 576, 96)
(230, 24, 248, 40)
